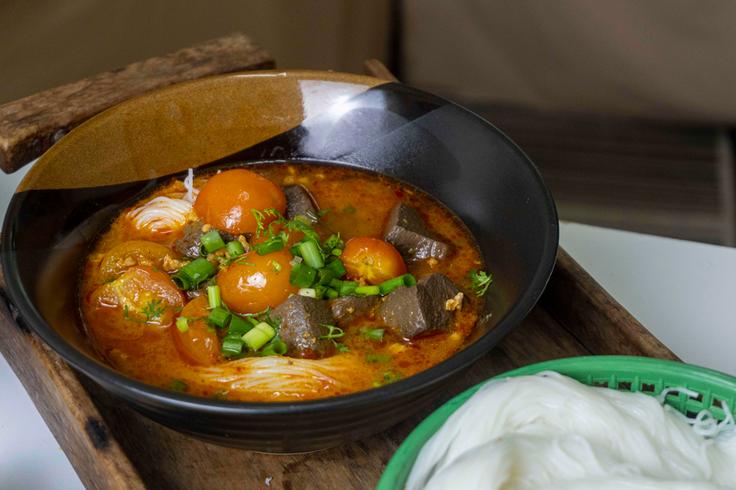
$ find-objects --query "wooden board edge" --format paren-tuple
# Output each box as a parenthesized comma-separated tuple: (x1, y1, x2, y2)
(363, 59, 399, 82)
(0, 292, 144, 489)
(0, 32, 275, 174)
(542, 248, 678, 360)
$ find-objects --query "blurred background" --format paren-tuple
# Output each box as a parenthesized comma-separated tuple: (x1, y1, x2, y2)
(2, 0, 734, 245)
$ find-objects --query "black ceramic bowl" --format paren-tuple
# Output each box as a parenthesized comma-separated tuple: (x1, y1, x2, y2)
(1, 71, 557, 452)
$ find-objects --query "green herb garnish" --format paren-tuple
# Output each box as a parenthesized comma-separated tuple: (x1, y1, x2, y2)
(170, 379, 188, 392)
(335, 343, 350, 353)
(319, 324, 349, 352)
(142, 299, 165, 321)
(468, 269, 493, 296)
(319, 324, 345, 341)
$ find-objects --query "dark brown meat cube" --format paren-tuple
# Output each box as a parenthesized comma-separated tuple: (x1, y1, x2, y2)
(173, 220, 205, 259)
(271, 295, 335, 358)
(284, 184, 319, 222)
(383, 203, 449, 262)
(378, 273, 460, 339)
(329, 296, 379, 326)
(173, 220, 238, 259)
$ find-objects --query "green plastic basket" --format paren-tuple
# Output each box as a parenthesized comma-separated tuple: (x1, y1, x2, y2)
(377, 355, 736, 490)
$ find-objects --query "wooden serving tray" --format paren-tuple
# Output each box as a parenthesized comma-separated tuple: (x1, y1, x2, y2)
(0, 38, 676, 490)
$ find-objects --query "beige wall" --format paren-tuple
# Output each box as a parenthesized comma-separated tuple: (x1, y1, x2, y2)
(404, 0, 736, 123)
(0, 0, 390, 104)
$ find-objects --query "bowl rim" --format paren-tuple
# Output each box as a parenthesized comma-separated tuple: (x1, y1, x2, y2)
(1, 69, 559, 415)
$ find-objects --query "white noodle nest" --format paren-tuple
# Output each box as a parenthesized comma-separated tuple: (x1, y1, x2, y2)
(407, 372, 736, 490)
(127, 169, 198, 234)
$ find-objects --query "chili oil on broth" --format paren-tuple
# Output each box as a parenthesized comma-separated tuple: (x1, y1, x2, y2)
(78, 163, 484, 401)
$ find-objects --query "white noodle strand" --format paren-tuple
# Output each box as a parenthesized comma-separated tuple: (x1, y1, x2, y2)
(407, 373, 736, 489)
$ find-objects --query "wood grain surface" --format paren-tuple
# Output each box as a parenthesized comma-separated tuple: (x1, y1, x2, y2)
(0, 32, 274, 174)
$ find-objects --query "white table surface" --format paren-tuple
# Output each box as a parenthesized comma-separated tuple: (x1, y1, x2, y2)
(1, 166, 736, 489)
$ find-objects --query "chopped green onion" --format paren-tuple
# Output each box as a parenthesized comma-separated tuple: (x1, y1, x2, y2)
(338, 280, 358, 297)
(270, 260, 282, 273)
(289, 244, 302, 257)
(373, 370, 402, 387)
(331, 248, 342, 257)
(172, 258, 216, 290)
(226, 240, 245, 257)
(324, 258, 347, 277)
(325, 288, 339, 299)
(378, 274, 417, 295)
(208, 307, 231, 328)
(242, 322, 276, 351)
(207, 285, 221, 309)
(298, 239, 324, 269)
(360, 327, 384, 341)
(228, 315, 253, 336)
(254, 233, 287, 255)
(175, 317, 189, 333)
(314, 284, 328, 299)
(322, 233, 344, 254)
(355, 285, 380, 296)
(221, 337, 244, 357)
(317, 268, 336, 286)
(260, 338, 288, 356)
(365, 353, 391, 363)
(200, 230, 226, 253)
(290, 262, 317, 288)
(298, 288, 317, 298)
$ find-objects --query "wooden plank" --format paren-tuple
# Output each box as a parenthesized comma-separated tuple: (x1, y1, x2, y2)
(0, 263, 144, 489)
(0, 33, 274, 174)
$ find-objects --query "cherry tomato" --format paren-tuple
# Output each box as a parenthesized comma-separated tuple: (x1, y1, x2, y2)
(98, 240, 171, 283)
(341, 237, 407, 284)
(193, 169, 286, 235)
(85, 266, 184, 341)
(172, 296, 220, 366)
(217, 249, 297, 314)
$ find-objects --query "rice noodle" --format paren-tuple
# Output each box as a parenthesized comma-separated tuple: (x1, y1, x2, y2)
(127, 196, 192, 234)
(183, 168, 196, 202)
(407, 372, 736, 489)
(194, 354, 361, 399)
